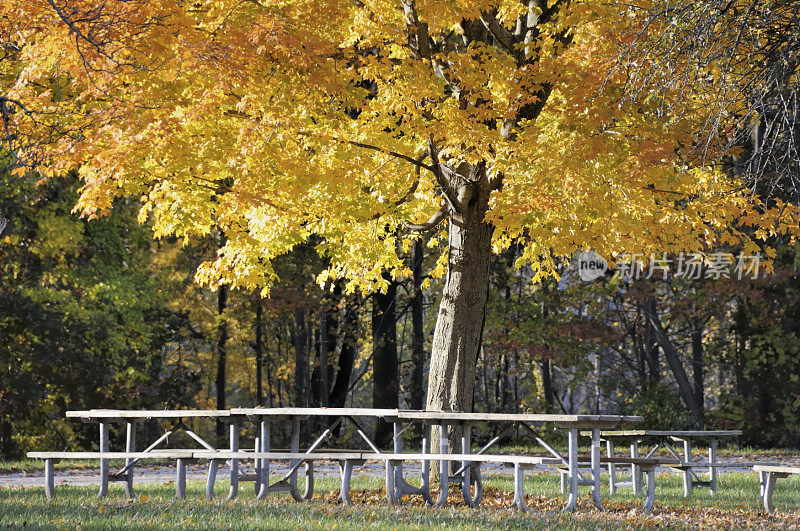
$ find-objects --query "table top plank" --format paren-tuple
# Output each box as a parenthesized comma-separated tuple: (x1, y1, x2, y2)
(66, 409, 237, 420)
(230, 407, 400, 418)
(28, 450, 197, 459)
(585, 430, 742, 438)
(395, 411, 642, 425)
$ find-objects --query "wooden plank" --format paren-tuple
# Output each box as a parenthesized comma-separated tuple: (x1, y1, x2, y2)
(230, 407, 400, 418)
(193, 451, 366, 460)
(360, 453, 563, 465)
(587, 430, 742, 438)
(753, 465, 800, 475)
(66, 409, 236, 421)
(394, 411, 642, 425)
(27, 451, 196, 459)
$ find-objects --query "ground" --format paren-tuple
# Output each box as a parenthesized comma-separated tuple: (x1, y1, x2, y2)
(2, 469, 800, 529)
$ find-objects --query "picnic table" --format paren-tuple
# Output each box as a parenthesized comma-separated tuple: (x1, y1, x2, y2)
(228, 407, 399, 502)
(31, 407, 646, 511)
(587, 430, 742, 496)
(388, 411, 642, 511)
(64, 409, 245, 498)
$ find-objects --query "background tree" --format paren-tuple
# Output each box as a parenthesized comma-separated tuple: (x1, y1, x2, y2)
(2, 1, 797, 429)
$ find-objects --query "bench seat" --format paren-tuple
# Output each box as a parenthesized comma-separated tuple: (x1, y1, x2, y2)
(193, 450, 368, 503)
(28, 451, 196, 459)
(27, 450, 198, 500)
(753, 464, 800, 512)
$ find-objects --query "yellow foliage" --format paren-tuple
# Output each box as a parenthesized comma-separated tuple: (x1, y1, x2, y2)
(2, 0, 795, 293)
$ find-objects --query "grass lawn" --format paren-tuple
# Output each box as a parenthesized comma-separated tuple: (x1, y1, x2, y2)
(2, 469, 800, 529)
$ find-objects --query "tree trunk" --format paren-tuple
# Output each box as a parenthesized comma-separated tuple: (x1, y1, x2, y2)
(215, 283, 228, 437)
(643, 314, 661, 384)
(425, 194, 493, 414)
(254, 296, 264, 406)
(690, 315, 704, 410)
(329, 296, 358, 408)
(541, 358, 554, 411)
(409, 238, 426, 411)
(372, 276, 398, 447)
(318, 290, 338, 407)
(294, 308, 308, 408)
(642, 298, 703, 426)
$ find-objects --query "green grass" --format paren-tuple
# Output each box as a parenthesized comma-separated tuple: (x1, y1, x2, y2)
(3, 470, 800, 529)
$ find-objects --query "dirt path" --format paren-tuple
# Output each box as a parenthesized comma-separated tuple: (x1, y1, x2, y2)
(3, 455, 794, 489)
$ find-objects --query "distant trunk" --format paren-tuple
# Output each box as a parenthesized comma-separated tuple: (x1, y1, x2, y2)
(409, 239, 426, 411)
(255, 297, 264, 406)
(372, 277, 398, 447)
(642, 297, 703, 426)
(643, 314, 661, 383)
(294, 308, 308, 407)
(329, 296, 358, 408)
(215, 283, 228, 436)
(690, 315, 704, 410)
(541, 358, 554, 410)
(540, 285, 554, 410)
(318, 307, 335, 407)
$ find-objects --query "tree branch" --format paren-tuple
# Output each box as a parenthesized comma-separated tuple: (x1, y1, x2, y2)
(403, 203, 448, 232)
(427, 138, 461, 213)
(299, 132, 435, 173)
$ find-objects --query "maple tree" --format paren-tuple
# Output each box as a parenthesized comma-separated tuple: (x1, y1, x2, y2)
(3, 0, 798, 415)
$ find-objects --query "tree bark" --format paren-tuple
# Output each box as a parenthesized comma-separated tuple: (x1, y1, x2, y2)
(409, 238, 426, 411)
(425, 188, 493, 414)
(372, 276, 398, 447)
(254, 296, 264, 406)
(330, 296, 358, 408)
(215, 283, 228, 437)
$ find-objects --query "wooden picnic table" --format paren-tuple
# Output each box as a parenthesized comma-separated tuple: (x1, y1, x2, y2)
(66, 409, 248, 498)
(388, 411, 643, 511)
(585, 429, 742, 497)
(231, 408, 641, 511)
(229, 407, 400, 501)
(50, 407, 641, 511)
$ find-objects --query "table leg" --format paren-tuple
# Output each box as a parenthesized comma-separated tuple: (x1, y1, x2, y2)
(98, 422, 109, 499)
(631, 441, 642, 495)
(385, 459, 399, 505)
(253, 436, 260, 495)
(591, 428, 604, 510)
(45, 459, 55, 500)
(393, 421, 403, 502)
(708, 439, 718, 495)
(606, 439, 616, 494)
(125, 422, 135, 498)
(257, 421, 270, 500)
(682, 438, 693, 497)
(206, 459, 218, 500)
(461, 424, 473, 506)
(763, 471, 777, 513)
(564, 428, 578, 511)
(228, 422, 239, 500)
(511, 463, 529, 512)
(176, 458, 186, 499)
(421, 423, 431, 504)
(436, 424, 449, 507)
